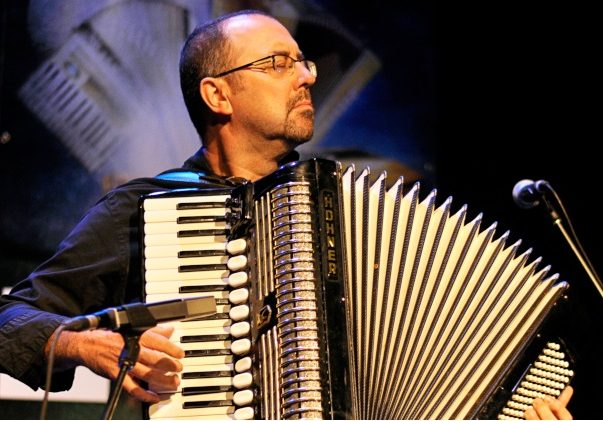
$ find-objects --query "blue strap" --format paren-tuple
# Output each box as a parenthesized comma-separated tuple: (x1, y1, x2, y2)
(155, 171, 203, 183)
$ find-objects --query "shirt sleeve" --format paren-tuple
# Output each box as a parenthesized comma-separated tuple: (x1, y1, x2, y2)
(0, 186, 140, 391)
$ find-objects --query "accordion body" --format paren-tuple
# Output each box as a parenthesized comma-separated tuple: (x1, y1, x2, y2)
(140, 159, 574, 420)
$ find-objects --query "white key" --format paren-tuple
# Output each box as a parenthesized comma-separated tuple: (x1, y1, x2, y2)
(229, 305, 249, 321)
(146, 291, 229, 302)
(144, 233, 226, 246)
(172, 322, 230, 341)
(227, 255, 247, 271)
(233, 390, 254, 406)
(144, 208, 227, 223)
(153, 372, 233, 394)
(229, 288, 249, 304)
(146, 278, 229, 294)
(231, 339, 251, 356)
(228, 272, 248, 288)
(167, 318, 230, 332)
(184, 354, 234, 366)
(143, 195, 231, 211)
(145, 223, 227, 236)
(233, 372, 253, 389)
(235, 357, 252, 373)
(230, 321, 250, 338)
(234, 406, 254, 420)
(145, 255, 228, 270)
(144, 233, 228, 246)
(226, 238, 247, 255)
(145, 269, 229, 282)
(180, 340, 230, 351)
(148, 391, 235, 418)
(150, 413, 234, 420)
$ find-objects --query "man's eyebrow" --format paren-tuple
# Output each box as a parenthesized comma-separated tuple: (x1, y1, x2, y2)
(270, 49, 305, 59)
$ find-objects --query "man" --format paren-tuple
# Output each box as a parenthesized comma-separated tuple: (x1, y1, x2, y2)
(0, 9, 573, 419)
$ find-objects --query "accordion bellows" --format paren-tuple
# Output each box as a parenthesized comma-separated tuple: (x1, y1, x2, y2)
(141, 159, 572, 420)
(339, 165, 567, 419)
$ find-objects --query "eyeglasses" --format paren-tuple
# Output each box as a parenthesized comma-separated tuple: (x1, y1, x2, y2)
(213, 54, 317, 78)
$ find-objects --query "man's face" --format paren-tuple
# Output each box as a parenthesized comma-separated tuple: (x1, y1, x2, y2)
(222, 15, 317, 150)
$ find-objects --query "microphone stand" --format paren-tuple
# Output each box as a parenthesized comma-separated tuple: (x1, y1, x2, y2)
(539, 183, 603, 300)
(102, 331, 141, 420)
(101, 303, 159, 420)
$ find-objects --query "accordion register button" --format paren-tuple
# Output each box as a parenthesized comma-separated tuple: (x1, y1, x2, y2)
(233, 372, 253, 388)
(234, 406, 254, 420)
(231, 321, 251, 337)
(235, 356, 252, 373)
(233, 389, 254, 406)
(231, 338, 251, 355)
(228, 271, 248, 288)
(230, 305, 250, 321)
(229, 288, 249, 304)
(227, 238, 247, 255)
(227, 255, 247, 271)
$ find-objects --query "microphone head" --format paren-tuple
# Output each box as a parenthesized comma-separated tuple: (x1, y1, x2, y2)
(61, 314, 100, 331)
(512, 179, 540, 209)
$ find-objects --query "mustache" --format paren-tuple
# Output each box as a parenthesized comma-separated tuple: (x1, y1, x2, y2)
(288, 90, 313, 110)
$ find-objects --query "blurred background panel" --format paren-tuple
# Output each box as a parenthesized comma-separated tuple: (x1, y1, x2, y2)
(0, 0, 600, 418)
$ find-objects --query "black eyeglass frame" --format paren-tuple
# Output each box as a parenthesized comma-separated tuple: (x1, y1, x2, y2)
(213, 54, 317, 78)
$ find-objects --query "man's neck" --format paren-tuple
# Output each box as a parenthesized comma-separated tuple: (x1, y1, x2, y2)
(202, 142, 293, 181)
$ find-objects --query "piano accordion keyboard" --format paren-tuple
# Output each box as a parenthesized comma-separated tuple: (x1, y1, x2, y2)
(142, 190, 254, 420)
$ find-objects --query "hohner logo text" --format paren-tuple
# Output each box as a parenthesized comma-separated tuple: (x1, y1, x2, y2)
(323, 191, 338, 279)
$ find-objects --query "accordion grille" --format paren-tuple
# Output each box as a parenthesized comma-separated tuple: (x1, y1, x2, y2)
(255, 181, 324, 419)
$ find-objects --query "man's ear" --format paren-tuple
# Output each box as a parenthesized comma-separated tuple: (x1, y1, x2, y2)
(200, 77, 233, 115)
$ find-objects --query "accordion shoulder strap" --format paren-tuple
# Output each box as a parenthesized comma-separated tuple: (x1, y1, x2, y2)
(155, 170, 207, 183)
(155, 169, 246, 188)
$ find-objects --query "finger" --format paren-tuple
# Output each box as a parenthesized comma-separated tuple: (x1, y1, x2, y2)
(558, 386, 573, 407)
(543, 394, 573, 420)
(122, 374, 160, 403)
(524, 406, 539, 420)
(139, 329, 184, 359)
(148, 323, 175, 338)
(532, 397, 556, 420)
(137, 346, 184, 372)
(129, 361, 181, 391)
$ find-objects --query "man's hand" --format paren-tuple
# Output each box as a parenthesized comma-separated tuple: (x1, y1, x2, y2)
(525, 386, 573, 420)
(46, 324, 184, 403)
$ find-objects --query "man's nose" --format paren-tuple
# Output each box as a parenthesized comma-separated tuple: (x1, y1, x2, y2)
(295, 62, 316, 87)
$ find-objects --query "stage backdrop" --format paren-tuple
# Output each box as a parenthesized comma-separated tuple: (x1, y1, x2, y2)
(0, 0, 600, 419)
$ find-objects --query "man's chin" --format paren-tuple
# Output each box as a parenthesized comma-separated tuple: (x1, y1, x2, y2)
(284, 134, 312, 148)
(285, 118, 314, 146)
(287, 124, 313, 144)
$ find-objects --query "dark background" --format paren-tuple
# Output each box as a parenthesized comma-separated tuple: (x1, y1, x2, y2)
(1, 0, 601, 418)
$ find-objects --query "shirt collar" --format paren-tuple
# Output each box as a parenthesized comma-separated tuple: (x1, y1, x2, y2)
(182, 147, 300, 176)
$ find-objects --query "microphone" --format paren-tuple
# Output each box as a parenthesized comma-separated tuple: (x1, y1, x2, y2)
(61, 296, 216, 332)
(512, 179, 549, 209)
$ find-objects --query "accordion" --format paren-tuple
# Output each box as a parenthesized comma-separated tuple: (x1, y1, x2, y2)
(140, 158, 575, 420)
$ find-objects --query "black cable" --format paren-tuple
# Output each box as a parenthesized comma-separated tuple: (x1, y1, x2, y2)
(40, 323, 68, 420)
